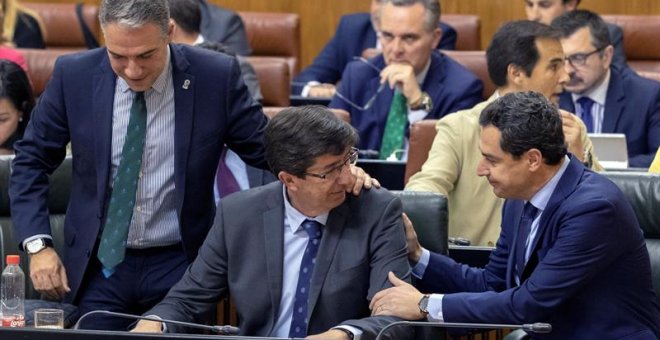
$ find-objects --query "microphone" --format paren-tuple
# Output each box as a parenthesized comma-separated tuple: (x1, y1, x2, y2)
(374, 320, 551, 340)
(73, 310, 240, 335)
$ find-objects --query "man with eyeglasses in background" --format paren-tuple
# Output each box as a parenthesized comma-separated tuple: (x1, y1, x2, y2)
(524, 0, 627, 70)
(329, 0, 482, 160)
(552, 10, 660, 168)
(133, 106, 411, 340)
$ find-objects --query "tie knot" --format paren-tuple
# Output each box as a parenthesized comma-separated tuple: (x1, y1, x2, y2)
(302, 219, 323, 240)
(577, 96, 594, 110)
(522, 202, 538, 221)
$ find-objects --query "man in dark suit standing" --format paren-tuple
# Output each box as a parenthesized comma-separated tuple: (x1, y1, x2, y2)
(329, 0, 482, 159)
(9, 0, 267, 331)
(133, 106, 411, 340)
(370, 91, 660, 339)
(552, 10, 660, 168)
(524, 0, 627, 70)
(292, 0, 457, 97)
(197, 0, 252, 56)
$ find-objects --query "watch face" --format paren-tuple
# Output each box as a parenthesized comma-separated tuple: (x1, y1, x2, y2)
(27, 239, 45, 254)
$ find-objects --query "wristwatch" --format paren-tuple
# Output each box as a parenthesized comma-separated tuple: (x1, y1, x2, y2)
(25, 238, 53, 255)
(418, 294, 430, 317)
(410, 92, 433, 112)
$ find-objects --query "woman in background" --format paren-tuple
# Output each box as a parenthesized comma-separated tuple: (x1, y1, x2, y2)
(1, 0, 45, 49)
(0, 59, 33, 155)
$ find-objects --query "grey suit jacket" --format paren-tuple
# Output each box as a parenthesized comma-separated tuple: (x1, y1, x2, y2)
(147, 182, 411, 340)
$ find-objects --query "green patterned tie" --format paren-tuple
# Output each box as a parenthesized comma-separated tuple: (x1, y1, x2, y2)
(98, 91, 147, 277)
(379, 90, 407, 160)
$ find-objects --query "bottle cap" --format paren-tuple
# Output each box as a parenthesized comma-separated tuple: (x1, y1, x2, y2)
(6, 255, 20, 265)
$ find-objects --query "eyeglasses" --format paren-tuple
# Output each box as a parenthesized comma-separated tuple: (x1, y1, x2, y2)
(303, 147, 359, 180)
(564, 46, 606, 67)
(334, 57, 386, 111)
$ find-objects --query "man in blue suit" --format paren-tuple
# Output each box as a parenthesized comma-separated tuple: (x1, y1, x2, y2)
(552, 10, 660, 168)
(329, 0, 482, 158)
(524, 0, 627, 70)
(197, 0, 252, 56)
(370, 91, 660, 339)
(9, 0, 269, 331)
(292, 0, 457, 97)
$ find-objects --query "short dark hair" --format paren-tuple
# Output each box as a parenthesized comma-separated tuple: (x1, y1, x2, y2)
(265, 106, 358, 178)
(479, 91, 567, 165)
(487, 20, 560, 87)
(167, 0, 201, 34)
(551, 9, 611, 50)
(0, 60, 35, 149)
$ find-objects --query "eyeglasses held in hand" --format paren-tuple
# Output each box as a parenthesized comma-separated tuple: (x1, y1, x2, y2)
(334, 57, 387, 111)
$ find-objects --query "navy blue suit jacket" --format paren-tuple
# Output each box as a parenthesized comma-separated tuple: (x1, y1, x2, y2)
(292, 13, 457, 94)
(9, 45, 268, 303)
(559, 66, 660, 168)
(418, 157, 660, 339)
(329, 51, 482, 152)
(198, 1, 252, 56)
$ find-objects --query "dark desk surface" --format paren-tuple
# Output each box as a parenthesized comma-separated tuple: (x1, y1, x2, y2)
(289, 95, 331, 107)
(0, 328, 289, 340)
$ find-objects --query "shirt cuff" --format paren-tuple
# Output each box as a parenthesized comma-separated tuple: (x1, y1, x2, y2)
(412, 248, 431, 279)
(21, 234, 54, 251)
(301, 81, 320, 97)
(426, 294, 444, 322)
(335, 325, 362, 340)
(408, 108, 428, 124)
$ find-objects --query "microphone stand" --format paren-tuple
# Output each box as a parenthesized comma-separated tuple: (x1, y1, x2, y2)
(73, 310, 240, 335)
(374, 320, 552, 340)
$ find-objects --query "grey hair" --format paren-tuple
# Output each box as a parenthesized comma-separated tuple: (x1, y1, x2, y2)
(100, 0, 170, 37)
(378, 0, 441, 32)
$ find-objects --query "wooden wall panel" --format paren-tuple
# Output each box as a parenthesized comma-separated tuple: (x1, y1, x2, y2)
(22, 0, 660, 68)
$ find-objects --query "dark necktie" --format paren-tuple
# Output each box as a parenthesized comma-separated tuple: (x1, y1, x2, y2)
(577, 96, 595, 133)
(515, 202, 538, 283)
(288, 219, 323, 338)
(379, 90, 407, 160)
(216, 146, 241, 198)
(98, 91, 147, 278)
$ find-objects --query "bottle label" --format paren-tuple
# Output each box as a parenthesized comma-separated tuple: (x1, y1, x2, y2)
(2, 314, 25, 327)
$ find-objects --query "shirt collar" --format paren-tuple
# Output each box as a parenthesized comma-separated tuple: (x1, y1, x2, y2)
(282, 185, 329, 234)
(527, 155, 571, 212)
(117, 45, 172, 95)
(570, 68, 610, 106)
(194, 34, 205, 45)
(416, 58, 432, 85)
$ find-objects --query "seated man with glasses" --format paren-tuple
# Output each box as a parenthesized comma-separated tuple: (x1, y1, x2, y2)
(132, 106, 412, 340)
(329, 0, 483, 160)
(553, 10, 660, 168)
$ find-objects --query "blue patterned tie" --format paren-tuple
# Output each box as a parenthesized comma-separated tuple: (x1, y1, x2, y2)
(577, 96, 595, 133)
(515, 202, 538, 283)
(288, 219, 323, 338)
(98, 91, 147, 278)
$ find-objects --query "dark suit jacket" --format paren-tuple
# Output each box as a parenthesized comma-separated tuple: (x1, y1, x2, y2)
(607, 22, 627, 70)
(198, 1, 252, 56)
(9, 44, 269, 303)
(147, 182, 411, 340)
(292, 12, 457, 94)
(329, 50, 483, 152)
(418, 156, 660, 339)
(559, 66, 660, 168)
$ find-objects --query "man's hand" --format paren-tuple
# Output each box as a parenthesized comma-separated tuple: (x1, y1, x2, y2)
(307, 329, 351, 340)
(29, 247, 70, 300)
(380, 63, 422, 104)
(347, 165, 381, 196)
(309, 84, 337, 98)
(560, 110, 585, 161)
(403, 213, 422, 263)
(370, 272, 425, 320)
(131, 320, 163, 333)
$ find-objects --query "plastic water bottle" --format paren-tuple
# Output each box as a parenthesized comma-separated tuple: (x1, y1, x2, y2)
(1, 255, 25, 327)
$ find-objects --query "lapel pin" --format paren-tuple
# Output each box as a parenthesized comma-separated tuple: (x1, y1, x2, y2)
(182, 79, 190, 90)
